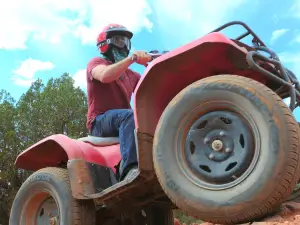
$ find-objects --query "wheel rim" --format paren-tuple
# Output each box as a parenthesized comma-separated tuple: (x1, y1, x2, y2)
(178, 105, 260, 190)
(22, 192, 59, 225)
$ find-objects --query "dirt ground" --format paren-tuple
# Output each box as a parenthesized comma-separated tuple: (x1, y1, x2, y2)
(174, 201, 300, 225)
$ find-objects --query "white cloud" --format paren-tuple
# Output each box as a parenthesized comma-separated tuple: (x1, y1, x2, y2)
(293, 34, 300, 43)
(279, 52, 300, 79)
(279, 52, 300, 64)
(72, 69, 87, 90)
(0, 0, 153, 50)
(279, 51, 300, 108)
(13, 59, 54, 79)
(152, 0, 252, 45)
(288, 31, 300, 45)
(12, 59, 55, 87)
(291, 0, 300, 18)
(74, 0, 153, 45)
(270, 29, 289, 44)
(11, 78, 36, 87)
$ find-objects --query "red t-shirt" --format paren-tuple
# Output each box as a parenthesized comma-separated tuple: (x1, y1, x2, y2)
(86, 57, 141, 131)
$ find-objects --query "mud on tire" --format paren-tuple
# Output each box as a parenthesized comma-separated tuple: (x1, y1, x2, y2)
(153, 75, 300, 224)
(9, 167, 95, 225)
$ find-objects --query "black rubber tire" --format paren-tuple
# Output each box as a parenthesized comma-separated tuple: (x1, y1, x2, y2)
(153, 75, 300, 224)
(9, 167, 95, 225)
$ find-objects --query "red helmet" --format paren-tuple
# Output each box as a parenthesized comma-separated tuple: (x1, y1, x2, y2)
(97, 24, 133, 54)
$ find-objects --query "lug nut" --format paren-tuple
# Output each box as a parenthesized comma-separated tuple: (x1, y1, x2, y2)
(225, 148, 232, 153)
(49, 216, 58, 225)
(212, 140, 223, 151)
(49, 218, 56, 225)
(220, 131, 225, 136)
(209, 153, 214, 159)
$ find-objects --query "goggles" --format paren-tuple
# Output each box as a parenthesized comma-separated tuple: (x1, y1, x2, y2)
(98, 35, 131, 51)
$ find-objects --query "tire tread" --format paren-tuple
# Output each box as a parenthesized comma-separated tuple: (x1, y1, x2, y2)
(11, 167, 95, 225)
(154, 75, 300, 224)
(38, 167, 96, 225)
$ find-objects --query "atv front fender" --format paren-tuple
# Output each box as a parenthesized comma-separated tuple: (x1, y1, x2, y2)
(133, 32, 267, 136)
(15, 134, 113, 171)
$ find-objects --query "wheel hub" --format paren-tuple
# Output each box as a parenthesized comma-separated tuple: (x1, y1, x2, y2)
(36, 197, 59, 225)
(211, 139, 223, 152)
(49, 217, 59, 225)
(202, 130, 234, 162)
(183, 110, 256, 189)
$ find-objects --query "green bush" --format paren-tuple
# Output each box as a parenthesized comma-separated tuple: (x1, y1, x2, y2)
(174, 210, 203, 225)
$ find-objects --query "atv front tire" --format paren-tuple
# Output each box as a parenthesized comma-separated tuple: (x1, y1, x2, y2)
(9, 167, 95, 225)
(153, 75, 300, 224)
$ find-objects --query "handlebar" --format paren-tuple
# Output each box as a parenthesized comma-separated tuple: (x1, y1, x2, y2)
(147, 50, 169, 61)
(131, 50, 169, 63)
(148, 52, 164, 59)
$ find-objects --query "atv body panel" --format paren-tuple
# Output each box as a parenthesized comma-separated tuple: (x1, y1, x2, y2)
(15, 134, 121, 172)
(133, 32, 268, 136)
(14, 132, 158, 204)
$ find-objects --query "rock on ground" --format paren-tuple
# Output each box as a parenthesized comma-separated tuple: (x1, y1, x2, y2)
(174, 201, 300, 225)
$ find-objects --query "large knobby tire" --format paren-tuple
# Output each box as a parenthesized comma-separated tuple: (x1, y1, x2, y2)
(153, 75, 300, 224)
(9, 167, 95, 225)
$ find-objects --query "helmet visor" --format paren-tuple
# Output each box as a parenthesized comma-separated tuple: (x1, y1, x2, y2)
(108, 35, 131, 50)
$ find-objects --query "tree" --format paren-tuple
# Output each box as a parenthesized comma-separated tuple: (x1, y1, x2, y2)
(0, 90, 19, 224)
(0, 73, 88, 224)
(41, 73, 88, 138)
(16, 73, 88, 146)
(0, 89, 19, 185)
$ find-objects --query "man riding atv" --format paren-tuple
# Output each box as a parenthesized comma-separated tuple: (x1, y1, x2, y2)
(10, 20, 300, 225)
(86, 24, 151, 181)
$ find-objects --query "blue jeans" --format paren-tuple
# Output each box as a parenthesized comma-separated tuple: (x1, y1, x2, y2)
(91, 109, 138, 179)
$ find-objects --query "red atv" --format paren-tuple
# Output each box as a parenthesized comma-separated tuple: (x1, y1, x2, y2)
(9, 21, 300, 225)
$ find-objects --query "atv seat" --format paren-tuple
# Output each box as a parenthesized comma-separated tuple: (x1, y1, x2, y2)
(78, 135, 119, 146)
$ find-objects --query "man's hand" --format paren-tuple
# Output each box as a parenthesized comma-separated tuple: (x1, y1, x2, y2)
(91, 50, 151, 83)
(132, 50, 152, 66)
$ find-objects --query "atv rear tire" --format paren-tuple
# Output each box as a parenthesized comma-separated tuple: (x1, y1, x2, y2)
(153, 75, 300, 224)
(9, 167, 95, 225)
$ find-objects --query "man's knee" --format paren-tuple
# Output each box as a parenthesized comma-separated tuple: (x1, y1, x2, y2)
(122, 109, 134, 120)
(126, 110, 135, 126)
(116, 109, 134, 127)
(125, 109, 133, 115)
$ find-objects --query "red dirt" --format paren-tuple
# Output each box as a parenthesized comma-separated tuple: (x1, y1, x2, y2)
(174, 200, 300, 225)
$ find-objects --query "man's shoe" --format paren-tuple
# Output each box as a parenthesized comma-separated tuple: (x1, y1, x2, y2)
(122, 167, 138, 181)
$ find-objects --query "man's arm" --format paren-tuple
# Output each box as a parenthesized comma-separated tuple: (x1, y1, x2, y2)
(91, 50, 151, 83)
(92, 56, 134, 83)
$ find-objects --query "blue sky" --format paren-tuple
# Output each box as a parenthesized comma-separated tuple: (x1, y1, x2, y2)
(0, 0, 300, 117)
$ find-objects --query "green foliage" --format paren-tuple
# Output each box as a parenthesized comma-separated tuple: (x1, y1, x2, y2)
(174, 210, 203, 225)
(0, 73, 88, 224)
(16, 73, 87, 143)
(0, 90, 19, 224)
(0, 90, 19, 185)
